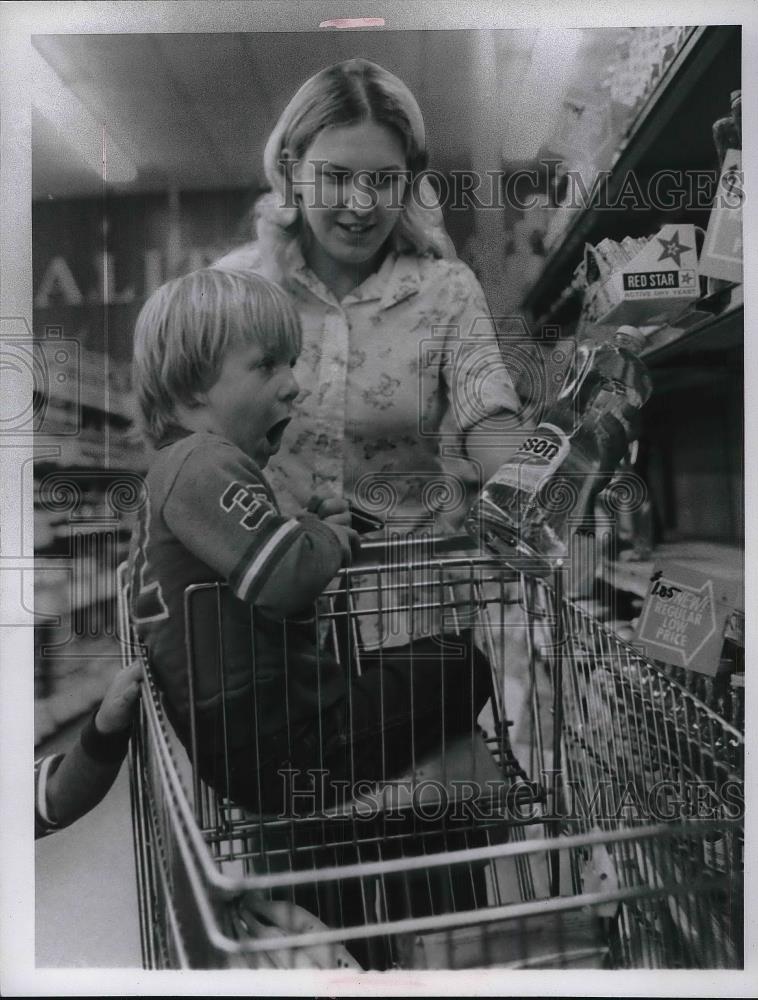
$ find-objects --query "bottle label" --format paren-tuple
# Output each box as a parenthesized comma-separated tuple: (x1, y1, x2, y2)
(517, 434, 563, 462)
(487, 422, 570, 496)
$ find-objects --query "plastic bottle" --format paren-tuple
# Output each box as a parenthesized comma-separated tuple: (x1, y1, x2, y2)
(712, 89, 741, 168)
(465, 326, 653, 574)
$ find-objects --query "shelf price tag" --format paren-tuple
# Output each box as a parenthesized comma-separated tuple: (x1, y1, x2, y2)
(699, 149, 743, 284)
(634, 561, 740, 675)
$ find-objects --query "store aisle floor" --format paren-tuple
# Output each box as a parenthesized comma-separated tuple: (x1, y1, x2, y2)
(35, 719, 140, 968)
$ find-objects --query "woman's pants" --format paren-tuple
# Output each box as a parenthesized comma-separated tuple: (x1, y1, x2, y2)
(256, 630, 494, 969)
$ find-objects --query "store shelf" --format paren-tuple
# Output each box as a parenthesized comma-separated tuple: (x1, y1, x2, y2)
(641, 290, 743, 366)
(523, 25, 741, 326)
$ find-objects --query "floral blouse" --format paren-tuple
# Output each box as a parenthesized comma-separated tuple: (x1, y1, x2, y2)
(216, 240, 521, 537)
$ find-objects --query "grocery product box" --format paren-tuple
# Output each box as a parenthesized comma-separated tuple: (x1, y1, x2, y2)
(581, 223, 699, 327)
(699, 149, 743, 284)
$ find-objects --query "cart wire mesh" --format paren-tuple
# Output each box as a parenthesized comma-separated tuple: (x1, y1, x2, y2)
(117, 542, 743, 971)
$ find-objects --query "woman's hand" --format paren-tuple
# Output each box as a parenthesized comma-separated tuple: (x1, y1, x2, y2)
(94, 660, 143, 735)
(466, 410, 536, 484)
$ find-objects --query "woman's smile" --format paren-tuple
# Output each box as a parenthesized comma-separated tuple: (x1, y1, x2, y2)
(334, 218, 378, 243)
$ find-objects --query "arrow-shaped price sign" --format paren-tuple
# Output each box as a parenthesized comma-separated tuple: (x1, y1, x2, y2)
(634, 562, 738, 675)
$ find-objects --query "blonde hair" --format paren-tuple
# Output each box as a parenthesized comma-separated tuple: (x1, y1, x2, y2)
(253, 57, 454, 283)
(132, 268, 302, 444)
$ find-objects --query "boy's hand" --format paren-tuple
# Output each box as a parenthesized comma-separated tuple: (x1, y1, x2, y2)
(231, 895, 362, 970)
(306, 494, 352, 527)
(94, 660, 143, 735)
(324, 521, 360, 563)
(305, 495, 361, 561)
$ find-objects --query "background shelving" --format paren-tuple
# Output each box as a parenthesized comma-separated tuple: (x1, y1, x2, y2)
(522, 25, 742, 329)
(515, 25, 744, 689)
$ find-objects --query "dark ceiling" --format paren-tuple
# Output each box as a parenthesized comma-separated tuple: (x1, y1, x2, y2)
(31, 28, 622, 199)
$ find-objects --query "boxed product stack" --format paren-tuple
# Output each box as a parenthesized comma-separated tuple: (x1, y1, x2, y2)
(574, 224, 700, 336)
(573, 235, 650, 332)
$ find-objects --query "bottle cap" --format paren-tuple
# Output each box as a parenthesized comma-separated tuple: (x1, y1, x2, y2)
(614, 325, 647, 354)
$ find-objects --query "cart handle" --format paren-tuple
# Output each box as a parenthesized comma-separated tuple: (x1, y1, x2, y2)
(352, 532, 479, 566)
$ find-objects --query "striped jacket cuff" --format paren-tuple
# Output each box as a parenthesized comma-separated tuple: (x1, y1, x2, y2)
(34, 753, 64, 835)
(231, 518, 301, 603)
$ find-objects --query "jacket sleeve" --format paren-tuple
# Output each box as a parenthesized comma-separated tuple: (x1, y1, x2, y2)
(162, 440, 345, 619)
(35, 714, 132, 839)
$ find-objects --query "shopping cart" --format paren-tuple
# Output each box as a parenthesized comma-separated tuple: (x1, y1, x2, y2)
(117, 538, 743, 971)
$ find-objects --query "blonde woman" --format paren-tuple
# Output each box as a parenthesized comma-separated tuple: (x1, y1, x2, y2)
(217, 57, 524, 537)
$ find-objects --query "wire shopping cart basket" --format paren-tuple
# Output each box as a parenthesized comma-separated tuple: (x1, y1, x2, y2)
(117, 538, 744, 971)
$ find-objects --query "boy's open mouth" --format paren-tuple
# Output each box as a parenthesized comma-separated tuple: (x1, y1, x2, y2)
(265, 417, 291, 451)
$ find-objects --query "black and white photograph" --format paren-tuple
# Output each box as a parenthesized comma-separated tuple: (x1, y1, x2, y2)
(0, 1, 755, 994)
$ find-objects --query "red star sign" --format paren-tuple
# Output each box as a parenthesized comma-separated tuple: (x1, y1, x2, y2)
(657, 230, 692, 267)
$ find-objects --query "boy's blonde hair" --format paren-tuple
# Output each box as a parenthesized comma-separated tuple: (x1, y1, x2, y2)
(132, 268, 302, 445)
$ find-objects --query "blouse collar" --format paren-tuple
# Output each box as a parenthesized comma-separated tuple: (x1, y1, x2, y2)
(284, 240, 423, 311)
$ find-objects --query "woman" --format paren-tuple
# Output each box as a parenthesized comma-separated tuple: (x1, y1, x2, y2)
(216, 58, 525, 541)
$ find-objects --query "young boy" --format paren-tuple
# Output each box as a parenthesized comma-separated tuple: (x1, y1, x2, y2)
(129, 268, 490, 817)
